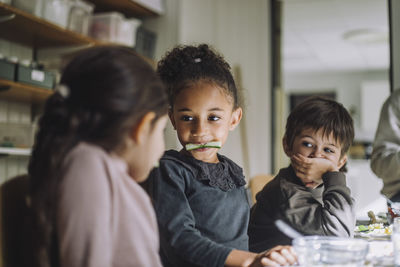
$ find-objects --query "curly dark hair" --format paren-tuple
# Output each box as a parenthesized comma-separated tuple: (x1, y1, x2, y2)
(157, 44, 239, 109)
(28, 45, 168, 267)
(284, 96, 354, 172)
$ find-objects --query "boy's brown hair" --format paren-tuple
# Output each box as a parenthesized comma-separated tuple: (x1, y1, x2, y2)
(284, 96, 354, 162)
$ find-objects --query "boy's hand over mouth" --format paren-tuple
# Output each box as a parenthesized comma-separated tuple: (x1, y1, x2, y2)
(291, 153, 338, 187)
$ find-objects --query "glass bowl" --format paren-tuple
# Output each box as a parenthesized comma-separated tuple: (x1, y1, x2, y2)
(293, 236, 369, 266)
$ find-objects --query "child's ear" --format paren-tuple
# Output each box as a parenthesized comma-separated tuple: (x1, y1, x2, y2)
(338, 154, 348, 170)
(282, 136, 292, 157)
(131, 112, 156, 144)
(229, 107, 242, 131)
(168, 109, 176, 130)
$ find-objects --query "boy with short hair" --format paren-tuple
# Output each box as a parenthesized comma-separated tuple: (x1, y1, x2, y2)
(248, 96, 355, 252)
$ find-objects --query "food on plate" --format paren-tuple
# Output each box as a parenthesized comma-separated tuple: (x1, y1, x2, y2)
(355, 223, 392, 237)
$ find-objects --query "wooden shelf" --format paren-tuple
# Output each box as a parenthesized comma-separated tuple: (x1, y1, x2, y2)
(0, 3, 97, 48)
(0, 2, 157, 104)
(86, 0, 160, 18)
(0, 147, 31, 156)
(0, 3, 155, 62)
(0, 78, 53, 104)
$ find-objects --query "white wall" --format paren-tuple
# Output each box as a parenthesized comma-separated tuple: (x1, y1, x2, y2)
(145, 0, 273, 178)
(283, 70, 389, 141)
(143, 0, 180, 61)
(180, 0, 217, 46)
(347, 159, 387, 219)
(283, 69, 390, 219)
(360, 80, 390, 135)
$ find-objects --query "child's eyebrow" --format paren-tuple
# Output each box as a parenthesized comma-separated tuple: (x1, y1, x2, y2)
(326, 143, 338, 147)
(177, 108, 191, 112)
(208, 108, 224, 111)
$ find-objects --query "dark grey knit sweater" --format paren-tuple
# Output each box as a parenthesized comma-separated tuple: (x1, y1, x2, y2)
(145, 150, 250, 267)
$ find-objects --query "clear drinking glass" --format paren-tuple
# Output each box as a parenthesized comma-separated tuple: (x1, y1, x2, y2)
(392, 217, 400, 265)
(293, 236, 369, 266)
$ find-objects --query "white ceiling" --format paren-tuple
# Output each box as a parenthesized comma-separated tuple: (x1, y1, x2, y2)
(283, 0, 390, 73)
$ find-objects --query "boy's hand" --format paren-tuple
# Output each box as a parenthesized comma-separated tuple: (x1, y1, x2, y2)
(291, 153, 338, 183)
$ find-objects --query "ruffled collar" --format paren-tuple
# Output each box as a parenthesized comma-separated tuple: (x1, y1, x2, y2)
(163, 150, 246, 191)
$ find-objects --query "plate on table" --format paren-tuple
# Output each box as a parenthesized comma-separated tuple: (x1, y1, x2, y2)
(354, 223, 392, 240)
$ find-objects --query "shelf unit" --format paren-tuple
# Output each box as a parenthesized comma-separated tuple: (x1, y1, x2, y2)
(0, 3, 96, 48)
(0, 147, 31, 156)
(0, 2, 158, 105)
(0, 78, 52, 103)
(0, 1, 161, 47)
(0, 1, 160, 156)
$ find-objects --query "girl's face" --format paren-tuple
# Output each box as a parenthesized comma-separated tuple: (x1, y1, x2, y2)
(127, 114, 168, 182)
(170, 81, 242, 163)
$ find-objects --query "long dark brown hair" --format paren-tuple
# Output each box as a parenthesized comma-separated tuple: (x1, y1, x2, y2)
(28, 46, 168, 267)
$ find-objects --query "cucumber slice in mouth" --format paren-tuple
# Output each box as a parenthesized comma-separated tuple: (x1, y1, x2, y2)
(185, 141, 222, 151)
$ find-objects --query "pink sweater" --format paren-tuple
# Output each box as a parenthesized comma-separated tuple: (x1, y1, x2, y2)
(56, 142, 162, 267)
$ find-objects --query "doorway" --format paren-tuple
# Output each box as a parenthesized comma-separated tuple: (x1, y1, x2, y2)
(272, 0, 391, 218)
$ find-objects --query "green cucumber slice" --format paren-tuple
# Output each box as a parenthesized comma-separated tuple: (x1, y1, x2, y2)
(185, 141, 222, 151)
(357, 225, 369, 232)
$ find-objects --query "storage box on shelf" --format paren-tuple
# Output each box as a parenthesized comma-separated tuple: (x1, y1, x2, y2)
(119, 18, 141, 47)
(0, 57, 54, 103)
(68, 0, 94, 35)
(89, 11, 124, 44)
(89, 11, 142, 47)
(12, 0, 94, 31)
(0, 3, 95, 47)
(0, 2, 155, 58)
(0, 58, 16, 81)
(12, 0, 43, 17)
(16, 64, 55, 89)
(42, 0, 72, 28)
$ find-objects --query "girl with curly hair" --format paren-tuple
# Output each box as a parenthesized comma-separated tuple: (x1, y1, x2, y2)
(145, 44, 297, 267)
